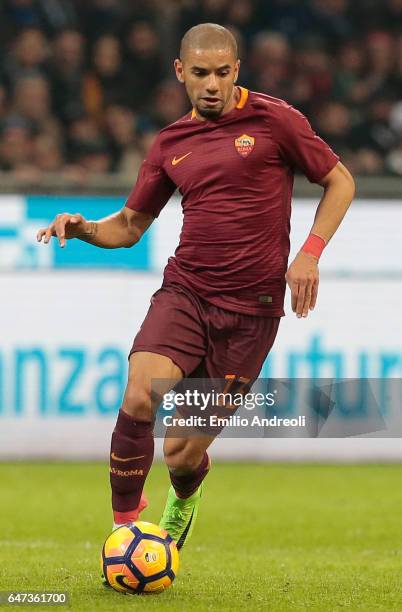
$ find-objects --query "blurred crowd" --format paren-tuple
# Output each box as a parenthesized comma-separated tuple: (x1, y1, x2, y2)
(0, 0, 402, 185)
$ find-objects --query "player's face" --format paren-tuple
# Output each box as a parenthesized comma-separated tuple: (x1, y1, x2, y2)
(175, 47, 240, 119)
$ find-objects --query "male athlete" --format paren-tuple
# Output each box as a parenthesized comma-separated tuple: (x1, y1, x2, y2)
(37, 24, 355, 549)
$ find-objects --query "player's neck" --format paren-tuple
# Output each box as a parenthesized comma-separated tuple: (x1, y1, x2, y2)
(222, 85, 241, 116)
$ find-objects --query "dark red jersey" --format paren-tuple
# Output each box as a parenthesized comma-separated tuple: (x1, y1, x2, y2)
(126, 87, 339, 316)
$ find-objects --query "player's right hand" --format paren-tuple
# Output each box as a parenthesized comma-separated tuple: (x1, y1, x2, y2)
(36, 213, 89, 248)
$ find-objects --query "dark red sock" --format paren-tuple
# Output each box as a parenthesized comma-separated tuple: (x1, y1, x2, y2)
(110, 409, 154, 524)
(169, 452, 211, 499)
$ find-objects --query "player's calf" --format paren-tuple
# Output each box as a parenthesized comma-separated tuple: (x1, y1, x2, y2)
(166, 445, 210, 498)
(109, 351, 183, 529)
(160, 447, 211, 548)
(110, 408, 154, 527)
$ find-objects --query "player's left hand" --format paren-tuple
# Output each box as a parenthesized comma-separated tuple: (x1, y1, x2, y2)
(285, 251, 319, 318)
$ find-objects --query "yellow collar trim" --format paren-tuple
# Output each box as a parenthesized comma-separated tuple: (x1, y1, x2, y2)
(236, 86, 249, 109)
(191, 86, 249, 119)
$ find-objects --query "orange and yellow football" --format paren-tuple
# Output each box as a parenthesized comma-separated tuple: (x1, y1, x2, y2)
(101, 521, 179, 595)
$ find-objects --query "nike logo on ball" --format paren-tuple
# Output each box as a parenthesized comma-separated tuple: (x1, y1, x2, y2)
(111, 452, 146, 462)
(172, 152, 192, 165)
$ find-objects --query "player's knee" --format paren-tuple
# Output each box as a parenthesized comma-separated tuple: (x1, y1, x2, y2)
(164, 442, 203, 474)
(122, 386, 153, 422)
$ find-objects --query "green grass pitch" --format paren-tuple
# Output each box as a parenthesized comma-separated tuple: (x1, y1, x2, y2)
(1, 462, 401, 611)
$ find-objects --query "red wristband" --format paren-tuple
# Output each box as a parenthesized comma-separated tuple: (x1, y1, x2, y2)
(301, 233, 326, 259)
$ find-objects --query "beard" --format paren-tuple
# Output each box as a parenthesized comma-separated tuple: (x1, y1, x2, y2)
(196, 105, 224, 120)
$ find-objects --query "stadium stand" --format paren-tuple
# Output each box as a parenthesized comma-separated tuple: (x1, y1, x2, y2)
(0, 0, 401, 186)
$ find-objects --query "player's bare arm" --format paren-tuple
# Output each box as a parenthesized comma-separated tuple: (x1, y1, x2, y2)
(36, 208, 154, 249)
(286, 161, 355, 318)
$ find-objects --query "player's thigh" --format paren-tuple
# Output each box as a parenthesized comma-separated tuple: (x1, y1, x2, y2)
(207, 312, 280, 381)
(122, 351, 183, 420)
(130, 283, 206, 378)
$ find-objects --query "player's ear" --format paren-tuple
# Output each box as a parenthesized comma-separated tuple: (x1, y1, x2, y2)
(174, 59, 185, 83)
(233, 59, 240, 83)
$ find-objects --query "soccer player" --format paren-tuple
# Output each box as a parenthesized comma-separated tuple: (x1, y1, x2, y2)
(37, 24, 355, 549)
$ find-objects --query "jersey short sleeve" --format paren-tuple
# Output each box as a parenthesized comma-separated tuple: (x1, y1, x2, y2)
(272, 104, 339, 183)
(125, 135, 176, 218)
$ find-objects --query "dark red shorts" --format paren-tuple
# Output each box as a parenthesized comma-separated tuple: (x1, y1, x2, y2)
(130, 283, 280, 382)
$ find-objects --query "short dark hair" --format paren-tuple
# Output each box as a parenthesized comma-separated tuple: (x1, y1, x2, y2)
(180, 23, 238, 61)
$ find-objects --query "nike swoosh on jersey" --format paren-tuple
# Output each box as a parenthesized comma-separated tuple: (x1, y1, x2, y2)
(172, 152, 192, 166)
(111, 452, 146, 462)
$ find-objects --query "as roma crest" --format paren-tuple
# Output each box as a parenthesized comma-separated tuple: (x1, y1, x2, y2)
(234, 134, 255, 158)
